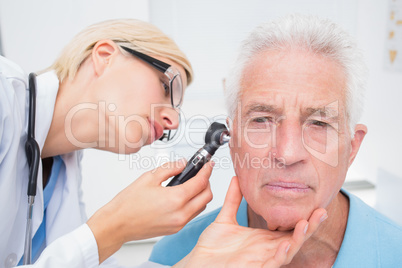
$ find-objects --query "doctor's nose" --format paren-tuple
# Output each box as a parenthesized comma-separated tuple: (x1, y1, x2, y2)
(160, 107, 180, 130)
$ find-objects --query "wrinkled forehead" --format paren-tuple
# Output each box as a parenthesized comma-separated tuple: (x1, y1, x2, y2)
(237, 49, 348, 119)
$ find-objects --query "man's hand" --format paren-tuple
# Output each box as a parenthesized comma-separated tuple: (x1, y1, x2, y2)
(175, 176, 327, 267)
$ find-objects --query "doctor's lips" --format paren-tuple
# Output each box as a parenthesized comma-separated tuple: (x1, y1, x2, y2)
(149, 119, 164, 142)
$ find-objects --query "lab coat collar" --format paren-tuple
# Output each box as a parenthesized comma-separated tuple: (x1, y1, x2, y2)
(34, 71, 59, 152)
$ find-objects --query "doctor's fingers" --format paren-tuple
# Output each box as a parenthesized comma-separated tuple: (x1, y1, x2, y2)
(179, 180, 213, 222)
(214, 176, 242, 225)
(154, 181, 212, 235)
(174, 161, 215, 202)
(146, 159, 188, 185)
(279, 209, 328, 265)
(289, 208, 327, 248)
(166, 163, 215, 225)
(304, 208, 327, 238)
(146, 162, 213, 222)
(262, 240, 292, 268)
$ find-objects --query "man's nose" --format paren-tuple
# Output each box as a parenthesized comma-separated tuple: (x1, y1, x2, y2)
(271, 119, 309, 166)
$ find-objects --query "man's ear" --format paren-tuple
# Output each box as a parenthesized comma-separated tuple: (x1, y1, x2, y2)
(226, 116, 235, 149)
(226, 117, 231, 129)
(348, 124, 367, 167)
(91, 40, 118, 76)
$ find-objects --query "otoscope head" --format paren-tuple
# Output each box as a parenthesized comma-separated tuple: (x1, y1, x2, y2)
(166, 122, 230, 187)
(204, 122, 230, 153)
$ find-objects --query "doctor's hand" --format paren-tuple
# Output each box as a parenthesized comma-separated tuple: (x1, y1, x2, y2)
(174, 176, 327, 268)
(87, 160, 214, 263)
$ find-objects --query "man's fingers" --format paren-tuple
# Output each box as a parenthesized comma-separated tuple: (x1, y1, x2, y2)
(215, 176, 242, 224)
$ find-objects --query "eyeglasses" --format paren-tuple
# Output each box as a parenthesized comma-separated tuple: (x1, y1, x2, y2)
(121, 46, 183, 141)
(121, 46, 183, 109)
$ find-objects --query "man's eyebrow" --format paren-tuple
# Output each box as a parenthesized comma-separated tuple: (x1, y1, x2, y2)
(244, 103, 279, 116)
(305, 107, 339, 119)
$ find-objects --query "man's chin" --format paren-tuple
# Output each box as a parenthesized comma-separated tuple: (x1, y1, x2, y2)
(266, 221, 297, 231)
(260, 208, 311, 231)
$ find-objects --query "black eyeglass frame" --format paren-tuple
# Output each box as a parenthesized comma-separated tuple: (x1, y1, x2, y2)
(120, 46, 183, 109)
(120, 46, 183, 142)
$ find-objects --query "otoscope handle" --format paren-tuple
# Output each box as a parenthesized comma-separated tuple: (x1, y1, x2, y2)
(167, 148, 212, 186)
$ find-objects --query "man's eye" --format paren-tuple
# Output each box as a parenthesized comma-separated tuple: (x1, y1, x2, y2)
(311, 120, 328, 127)
(253, 117, 273, 124)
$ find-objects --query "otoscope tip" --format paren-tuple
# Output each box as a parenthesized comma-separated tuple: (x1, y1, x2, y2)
(205, 122, 230, 146)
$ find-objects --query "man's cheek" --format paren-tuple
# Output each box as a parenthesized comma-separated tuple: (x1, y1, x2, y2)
(238, 175, 260, 197)
(238, 179, 252, 201)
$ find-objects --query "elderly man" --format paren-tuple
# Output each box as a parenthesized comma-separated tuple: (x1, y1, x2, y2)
(149, 14, 402, 267)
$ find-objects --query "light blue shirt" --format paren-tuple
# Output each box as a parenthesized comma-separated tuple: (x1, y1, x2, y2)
(149, 190, 402, 267)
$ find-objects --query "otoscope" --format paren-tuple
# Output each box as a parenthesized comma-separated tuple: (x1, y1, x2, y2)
(167, 122, 230, 186)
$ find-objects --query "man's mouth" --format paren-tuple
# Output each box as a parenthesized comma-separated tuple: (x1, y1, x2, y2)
(264, 181, 311, 193)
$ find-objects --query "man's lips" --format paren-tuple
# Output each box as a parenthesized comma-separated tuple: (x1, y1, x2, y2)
(264, 181, 311, 193)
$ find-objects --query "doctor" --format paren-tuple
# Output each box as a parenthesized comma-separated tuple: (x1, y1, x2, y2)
(0, 19, 214, 267)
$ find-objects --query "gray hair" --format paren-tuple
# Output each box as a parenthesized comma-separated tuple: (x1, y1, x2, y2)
(224, 14, 367, 134)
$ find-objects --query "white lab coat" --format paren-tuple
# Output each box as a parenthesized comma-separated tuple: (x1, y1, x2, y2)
(0, 56, 168, 268)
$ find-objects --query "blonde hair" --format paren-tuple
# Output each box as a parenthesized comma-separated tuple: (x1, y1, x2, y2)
(47, 19, 193, 84)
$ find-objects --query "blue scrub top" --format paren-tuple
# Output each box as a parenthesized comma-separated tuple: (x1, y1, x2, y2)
(19, 156, 64, 265)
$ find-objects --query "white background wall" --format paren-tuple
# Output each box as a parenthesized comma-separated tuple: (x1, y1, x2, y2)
(1, 0, 401, 266)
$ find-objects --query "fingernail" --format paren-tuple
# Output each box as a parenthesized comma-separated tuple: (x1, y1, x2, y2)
(303, 223, 309, 235)
(210, 161, 215, 167)
(285, 244, 291, 253)
(320, 213, 328, 223)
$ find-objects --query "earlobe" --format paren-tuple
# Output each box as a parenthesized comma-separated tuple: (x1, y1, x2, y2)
(348, 124, 368, 167)
(91, 40, 118, 76)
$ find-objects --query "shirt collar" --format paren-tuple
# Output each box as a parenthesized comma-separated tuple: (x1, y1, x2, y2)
(333, 189, 378, 267)
(238, 198, 249, 227)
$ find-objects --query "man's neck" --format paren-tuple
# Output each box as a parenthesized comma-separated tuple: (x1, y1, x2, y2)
(248, 192, 349, 267)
